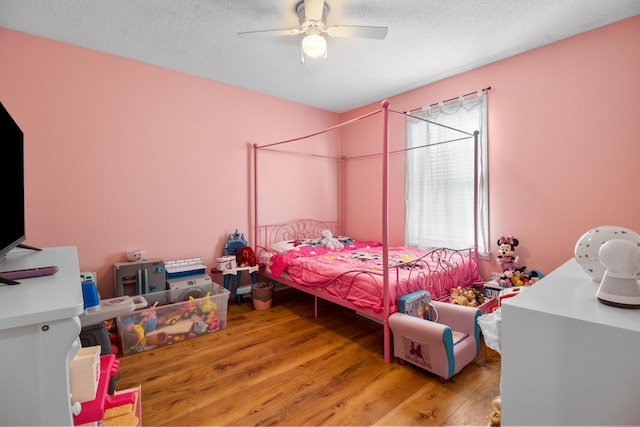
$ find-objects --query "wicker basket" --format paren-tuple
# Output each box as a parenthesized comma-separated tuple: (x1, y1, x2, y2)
(251, 282, 275, 310)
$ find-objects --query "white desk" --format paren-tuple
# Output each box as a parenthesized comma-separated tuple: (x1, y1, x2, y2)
(501, 258, 640, 425)
(0, 246, 83, 426)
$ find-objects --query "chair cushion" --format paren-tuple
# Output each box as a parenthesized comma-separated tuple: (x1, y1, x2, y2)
(451, 330, 469, 345)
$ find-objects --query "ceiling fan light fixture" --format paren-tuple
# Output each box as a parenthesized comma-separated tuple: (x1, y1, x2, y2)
(302, 33, 326, 57)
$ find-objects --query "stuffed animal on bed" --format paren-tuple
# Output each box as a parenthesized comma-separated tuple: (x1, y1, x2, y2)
(320, 229, 344, 251)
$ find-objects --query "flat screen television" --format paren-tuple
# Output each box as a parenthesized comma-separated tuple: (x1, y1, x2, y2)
(0, 101, 26, 258)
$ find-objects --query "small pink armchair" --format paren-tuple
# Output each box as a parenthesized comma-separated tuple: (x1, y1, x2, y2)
(389, 301, 481, 382)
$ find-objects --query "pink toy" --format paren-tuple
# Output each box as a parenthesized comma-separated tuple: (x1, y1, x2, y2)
(494, 235, 543, 287)
(496, 235, 523, 272)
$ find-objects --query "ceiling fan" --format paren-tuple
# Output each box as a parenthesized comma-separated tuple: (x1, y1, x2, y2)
(237, 0, 388, 63)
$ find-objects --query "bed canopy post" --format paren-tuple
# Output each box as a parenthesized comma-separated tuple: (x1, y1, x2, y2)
(253, 143, 259, 255)
(473, 130, 480, 266)
(381, 99, 391, 363)
(340, 155, 345, 236)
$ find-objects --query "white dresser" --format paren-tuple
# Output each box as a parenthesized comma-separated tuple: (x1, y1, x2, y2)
(0, 246, 83, 426)
(501, 258, 640, 425)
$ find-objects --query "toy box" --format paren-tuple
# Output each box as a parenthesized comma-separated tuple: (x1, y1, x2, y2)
(448, 286, 496, 314)
(116, 282, 229, 356)
(477, 296, 497, 314)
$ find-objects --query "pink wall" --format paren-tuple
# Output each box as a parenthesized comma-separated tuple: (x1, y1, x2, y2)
(1, 15, 639, 297)
(343, 15, 640, 280)
(0, 28, 339, 297)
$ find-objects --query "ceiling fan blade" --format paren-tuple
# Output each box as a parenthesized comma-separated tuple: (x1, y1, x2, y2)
(304, 0, 325, 21)
(326, 25, 388, 40)
(237, 28, 302, 38)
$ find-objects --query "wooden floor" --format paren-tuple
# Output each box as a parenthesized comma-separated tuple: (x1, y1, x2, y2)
(116, 288, 501, 426)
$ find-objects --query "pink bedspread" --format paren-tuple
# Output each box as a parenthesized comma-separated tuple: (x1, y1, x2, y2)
(269, 243, 481, 312)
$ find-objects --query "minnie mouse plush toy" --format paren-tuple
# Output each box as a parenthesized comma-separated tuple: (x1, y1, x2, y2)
(496, 235, 524, 272)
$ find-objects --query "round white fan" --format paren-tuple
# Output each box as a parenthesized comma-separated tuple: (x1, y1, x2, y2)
(237, 0, 388, 62)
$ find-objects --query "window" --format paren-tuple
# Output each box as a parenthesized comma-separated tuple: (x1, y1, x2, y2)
(405, 91, 488, 255)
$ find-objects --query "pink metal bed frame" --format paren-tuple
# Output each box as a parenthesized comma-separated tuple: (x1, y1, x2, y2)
(252, 100, 479, 363)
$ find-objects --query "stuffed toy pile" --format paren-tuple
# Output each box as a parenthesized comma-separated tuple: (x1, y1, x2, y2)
(449, 286, 485, 307)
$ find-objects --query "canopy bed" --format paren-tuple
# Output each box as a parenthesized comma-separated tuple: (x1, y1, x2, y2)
(252, 101, 482, 363)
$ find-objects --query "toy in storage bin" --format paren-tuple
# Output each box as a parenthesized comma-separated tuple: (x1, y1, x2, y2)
(116, 282, 229, 355)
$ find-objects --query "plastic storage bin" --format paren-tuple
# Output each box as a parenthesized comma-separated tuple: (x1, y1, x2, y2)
(116, 282, 229, 355)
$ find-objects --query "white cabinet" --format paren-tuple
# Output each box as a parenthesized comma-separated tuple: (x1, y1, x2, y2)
(0, 246, 83, 426)
(501, 258, 640, 425)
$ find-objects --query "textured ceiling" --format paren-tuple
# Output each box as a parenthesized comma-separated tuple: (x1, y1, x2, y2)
(1, 0, 639, 113)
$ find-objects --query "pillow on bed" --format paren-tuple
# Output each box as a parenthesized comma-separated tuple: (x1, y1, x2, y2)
(269, 235, 354, 253)
(269, 239, 317, 253)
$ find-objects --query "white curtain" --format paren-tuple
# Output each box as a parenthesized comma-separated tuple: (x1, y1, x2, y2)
(405, 91, 488, 255)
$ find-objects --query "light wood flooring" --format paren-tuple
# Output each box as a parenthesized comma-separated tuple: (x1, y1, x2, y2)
(115, 288, 501, 426)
